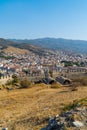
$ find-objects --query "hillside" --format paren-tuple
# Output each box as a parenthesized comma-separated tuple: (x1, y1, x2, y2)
(0, 85, 86, 130)
(0, 38, 49, 56)
(14, 43, 50, 56)
(3, 46, 31, 55)
(0, 38, 15, 49)
(1, 37, 87, 54)
(10, 38, 87, 54)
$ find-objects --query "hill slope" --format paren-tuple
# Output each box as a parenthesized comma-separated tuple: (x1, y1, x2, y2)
(3, 46, 30, 55)
(0, 86, 87, 129)
(0, 38, 15, 49)
(10, 38, 87, 54)
(0, 38, 48, 56)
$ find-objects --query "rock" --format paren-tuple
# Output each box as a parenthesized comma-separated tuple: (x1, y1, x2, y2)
(72, 121, 84, 127)
(41, 128, 46, 130)
(41, 106, 87, 130)
(2, 128, 8, 130)
(41, 115, 65, 130)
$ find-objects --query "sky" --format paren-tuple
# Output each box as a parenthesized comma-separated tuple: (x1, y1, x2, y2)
(0, 0, 87, 40)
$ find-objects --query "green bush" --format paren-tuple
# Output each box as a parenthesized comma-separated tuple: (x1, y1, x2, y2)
(12, 74, 19, 84)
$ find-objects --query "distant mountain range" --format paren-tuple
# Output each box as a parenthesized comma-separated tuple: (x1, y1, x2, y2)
(0, 38, 87, 54)
(9, 38, 87, 54)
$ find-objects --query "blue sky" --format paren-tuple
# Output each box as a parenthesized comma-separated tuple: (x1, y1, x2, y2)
(0, 0, 87, 40)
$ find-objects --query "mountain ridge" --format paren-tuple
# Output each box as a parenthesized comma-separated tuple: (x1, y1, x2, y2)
(1, 37, 87, 54)
(9, 37, 87, 54)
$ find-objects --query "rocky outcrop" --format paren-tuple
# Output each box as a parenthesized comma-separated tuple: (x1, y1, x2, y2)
(41, 104, 87, 130)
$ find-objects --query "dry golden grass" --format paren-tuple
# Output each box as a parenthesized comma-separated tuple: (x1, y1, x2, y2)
(3, 46, 31, 55)
(0, 85, 86, 129)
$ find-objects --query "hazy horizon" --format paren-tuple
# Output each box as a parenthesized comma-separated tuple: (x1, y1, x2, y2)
(1, 36, 87, 41)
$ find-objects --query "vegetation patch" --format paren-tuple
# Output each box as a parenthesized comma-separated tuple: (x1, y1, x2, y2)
(62, 102, 78, 112)
(62, 97, 87, 112)
(51, 82, 62, 88)
(73, 77, 87, 86)
(20, 78, 32, 89)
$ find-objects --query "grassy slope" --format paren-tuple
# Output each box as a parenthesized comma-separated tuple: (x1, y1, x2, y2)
(0, 85, 87, 130)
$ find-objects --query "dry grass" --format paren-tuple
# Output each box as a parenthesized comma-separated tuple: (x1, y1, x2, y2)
(3, 46, 30, 55)
(50, 82, 62, 88)
(0, 85, 86, 129)
(72, 76, 87, 86)
(62, 97, 87, 112)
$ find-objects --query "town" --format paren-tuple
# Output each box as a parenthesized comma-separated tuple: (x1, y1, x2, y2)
(0, 48, 87, 83)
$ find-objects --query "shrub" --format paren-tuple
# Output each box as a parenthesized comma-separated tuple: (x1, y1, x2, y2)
(20, 78, 31, 88)
(73, 77, 87, 86)
(62, 102, 78, 112)
(6, 75, 19, 86)
(51, 82, 62, 89)
(68, 83, 78, 91)
(12, 74, 19, 84)
(6, 79, 13, 85)
(71, 87, 78, 91)
(62, 97, 87, 112)
(49, 70, 53, 77)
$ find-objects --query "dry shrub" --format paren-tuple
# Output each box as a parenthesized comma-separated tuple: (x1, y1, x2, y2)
(51, 82, 62, 89)
(20, 78, 31, 88)
(62, 97, 87, 112)
(79, 97, 87, 106)
(73, 77, 87, 86)
(68, 83, 79, 91)
(6, 79, 13, 85)
(0, 85, 2, 90)
(70, 86, 78, 91)
(34, 83, 47, 87)
(62, 102, 78, 112)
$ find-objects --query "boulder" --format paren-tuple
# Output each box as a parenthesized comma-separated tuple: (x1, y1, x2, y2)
(72, 121, 84, 127)
(2, 128, 8, 130)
